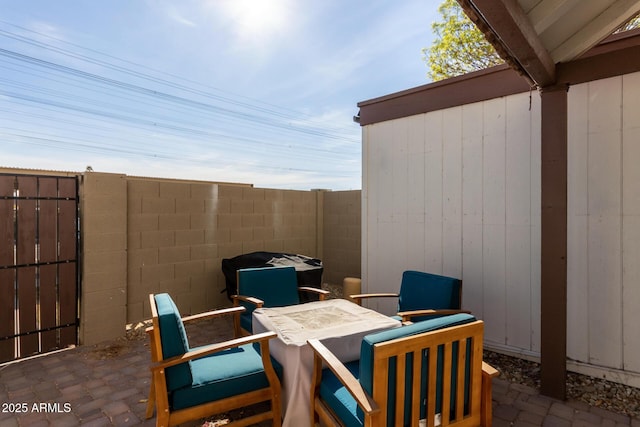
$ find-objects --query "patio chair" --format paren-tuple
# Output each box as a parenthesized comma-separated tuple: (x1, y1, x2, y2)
(351, 270, 468, 323)
(232, 265, 330, 336)
(308, 313, 499, 427)
(146, 293, 282, 427)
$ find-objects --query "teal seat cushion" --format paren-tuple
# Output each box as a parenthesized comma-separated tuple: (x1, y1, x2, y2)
(154, 293, 282, 412)
(171, 343, 275, 411)
(319, 360, 362, 427)
(154, 293, 192, 392)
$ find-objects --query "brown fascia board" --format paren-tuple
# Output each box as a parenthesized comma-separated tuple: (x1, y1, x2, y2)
(358, 29, 640, 126)
(357, 64, 531, 126)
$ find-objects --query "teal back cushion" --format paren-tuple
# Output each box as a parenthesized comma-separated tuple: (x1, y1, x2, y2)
(238, 266, 300, 310)
(154, 293, 192, 391)
(359, 313, 476, 426)
(398, 271, 461, 312)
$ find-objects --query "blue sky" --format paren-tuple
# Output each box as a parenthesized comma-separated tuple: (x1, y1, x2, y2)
(1, 0, 439, 190)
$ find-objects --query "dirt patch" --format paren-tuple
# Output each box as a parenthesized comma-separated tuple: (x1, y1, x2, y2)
(87, 342, 130, 359)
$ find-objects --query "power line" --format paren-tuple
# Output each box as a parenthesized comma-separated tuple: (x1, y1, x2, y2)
(0, 21, 362, 185)
(0, 23, 358, 135)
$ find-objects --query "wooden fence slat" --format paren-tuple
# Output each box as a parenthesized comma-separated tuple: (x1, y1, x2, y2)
(0, 199, 14, 267)
(0, 269, 15, 363)
(17, 176, 37, 197)
(38, 177, 57, 198)
(39, 264, 58, 351)
(59, 262, 77, 347)
(17, 266, 38, 357)
(17, 199, 36, 265)
(39, 200, 57, 264)
(58, 200, 76, 262)
(0, 175, 14, 197)
(58, 178, 76, 199)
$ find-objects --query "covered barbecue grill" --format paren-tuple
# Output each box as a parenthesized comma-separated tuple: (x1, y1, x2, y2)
(221, 251, 323, 300)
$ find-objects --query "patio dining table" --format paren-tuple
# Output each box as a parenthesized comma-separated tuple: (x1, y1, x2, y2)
(252, 298, 401, 427)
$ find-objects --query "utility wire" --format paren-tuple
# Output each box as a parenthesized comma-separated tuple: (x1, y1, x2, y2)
(0, 21, 361, 183)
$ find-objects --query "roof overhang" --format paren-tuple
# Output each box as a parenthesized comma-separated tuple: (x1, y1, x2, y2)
(457, 0, 640, 87)
(357, 28, 640, 126)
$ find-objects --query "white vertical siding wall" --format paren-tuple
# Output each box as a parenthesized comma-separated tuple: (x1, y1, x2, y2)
(362, 71, 640, 381)
(567, 71, 640, 375)
(362, 91, 542, 354)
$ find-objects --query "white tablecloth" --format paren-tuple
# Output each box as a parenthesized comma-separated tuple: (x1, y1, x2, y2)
(252, 299, 401, 427)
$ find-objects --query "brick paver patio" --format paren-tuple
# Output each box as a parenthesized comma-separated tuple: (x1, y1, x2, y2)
(1, 315, 638, 427)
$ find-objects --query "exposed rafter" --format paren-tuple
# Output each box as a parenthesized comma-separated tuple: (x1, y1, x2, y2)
(456, 0, 640, 88)
(458, 0, 556, 87)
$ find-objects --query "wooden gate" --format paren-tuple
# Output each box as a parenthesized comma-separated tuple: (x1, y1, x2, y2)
(0, 174, 79, 363)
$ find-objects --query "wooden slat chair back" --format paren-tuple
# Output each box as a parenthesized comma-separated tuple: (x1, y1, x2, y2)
(309, 313, 498, 427)
(146, 293, 282, 427)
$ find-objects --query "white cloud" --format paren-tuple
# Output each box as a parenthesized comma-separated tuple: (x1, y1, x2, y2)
(27, 20, 67, 41)
(165, 7, 198, 28)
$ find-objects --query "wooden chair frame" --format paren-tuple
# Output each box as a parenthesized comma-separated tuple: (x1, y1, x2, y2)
(232, 269, 330, 337)
(146, 294, 282, 427)
(351, 274, 466, 324)
(308, 320, 499, 427)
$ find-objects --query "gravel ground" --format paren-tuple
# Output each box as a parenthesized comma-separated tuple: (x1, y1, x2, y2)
(483, 350, 640, 418)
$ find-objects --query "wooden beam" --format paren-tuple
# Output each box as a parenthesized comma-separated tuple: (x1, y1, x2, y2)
(458, 0, 556, 86)
(540, 85, 568, 400)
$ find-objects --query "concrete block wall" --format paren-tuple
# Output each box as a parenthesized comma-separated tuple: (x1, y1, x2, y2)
(322, 190, 362, 285)
(4, 168, 361, 345)
(79, 172, 127, 345)
(126, 179, 324, 325)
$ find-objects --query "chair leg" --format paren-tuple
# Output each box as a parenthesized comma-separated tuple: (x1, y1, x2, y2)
(145, 378, 156, 419)
(481, 372, 494, 427)
(272, 394, 282, 427)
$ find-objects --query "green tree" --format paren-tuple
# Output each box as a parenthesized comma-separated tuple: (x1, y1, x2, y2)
(425, 1, 639, 82)
(616, 13, 640, 32)
(424, 0, 503, 81)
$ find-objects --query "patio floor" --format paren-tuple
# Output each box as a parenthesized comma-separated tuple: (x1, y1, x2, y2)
(0, 315, 638, 427)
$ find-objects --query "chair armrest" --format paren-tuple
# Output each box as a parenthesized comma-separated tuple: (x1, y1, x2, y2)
(307, 339, 380, 416)
(145, 306, 246, 335)
(349, 293, 398, 305)
(181, 306, 245, 323)
(299, 286, 331, 300)
(482, 361, 499, 378)
(231, 294, 264, 308)
(151, 331, 278, 371)
(397, 309, 471, 323)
